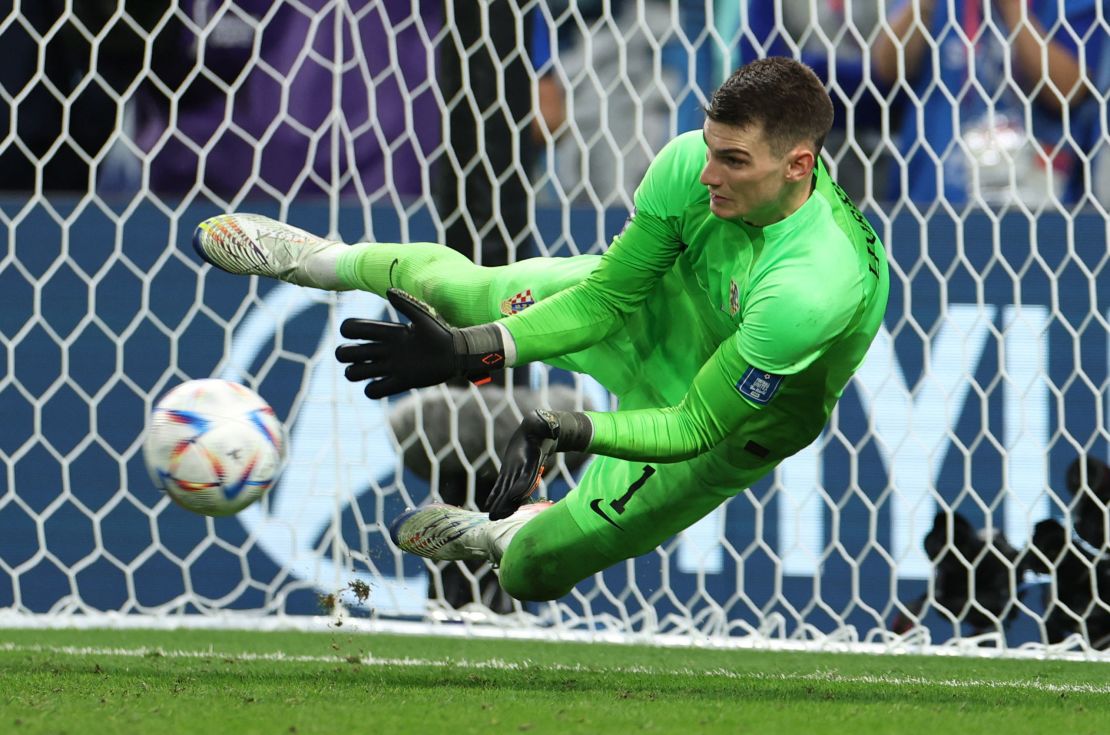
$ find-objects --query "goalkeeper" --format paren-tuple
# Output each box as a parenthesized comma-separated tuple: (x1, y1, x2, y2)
(194, 57, 889, 601)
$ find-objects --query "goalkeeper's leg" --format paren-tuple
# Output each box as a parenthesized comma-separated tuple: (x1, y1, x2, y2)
(389, 418, 784, 600)
(498, 453, 780, 601)
(193, 212, 597, 328)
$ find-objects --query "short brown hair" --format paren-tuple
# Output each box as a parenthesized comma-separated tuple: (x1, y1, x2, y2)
(705, 57, 834, 157)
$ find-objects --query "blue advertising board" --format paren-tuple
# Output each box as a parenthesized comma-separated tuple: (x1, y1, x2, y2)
(2, 198, 1107, 646)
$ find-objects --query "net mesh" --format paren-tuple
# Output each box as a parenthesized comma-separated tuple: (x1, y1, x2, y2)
(3, 0, 1110, 655)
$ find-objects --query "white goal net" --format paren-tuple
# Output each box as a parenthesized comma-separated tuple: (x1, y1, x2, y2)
(3, 0, 1110, 656)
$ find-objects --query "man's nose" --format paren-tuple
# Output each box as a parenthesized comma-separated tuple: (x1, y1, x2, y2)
(699, 162, 719, 187)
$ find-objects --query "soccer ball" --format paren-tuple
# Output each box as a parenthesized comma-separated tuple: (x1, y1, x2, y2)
(143, 379, 287, 517)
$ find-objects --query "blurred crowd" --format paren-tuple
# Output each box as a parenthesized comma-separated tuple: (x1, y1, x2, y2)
(3, 0, 1107, 214)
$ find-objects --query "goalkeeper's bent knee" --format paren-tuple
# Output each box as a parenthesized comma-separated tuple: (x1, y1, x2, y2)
(497, 501, 616, 601)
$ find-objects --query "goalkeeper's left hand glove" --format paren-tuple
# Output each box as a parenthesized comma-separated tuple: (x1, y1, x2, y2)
(335, 288, 508, 399)
(485, 409, 593, 520)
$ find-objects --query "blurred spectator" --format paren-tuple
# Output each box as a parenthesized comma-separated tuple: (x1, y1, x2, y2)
(131, 0, 438, 200)
(539, 0, 685, 208)
(0, 1, 157, 192)
(531, 13, 564, 148)
(872, 0, 1108, 207)
(426, 0, 543, 611)
(734, 1, 889, 203)
(1100, 143, 1110, 206)
(1096, 50, 1110, 207)
(433, 0, 536, 266)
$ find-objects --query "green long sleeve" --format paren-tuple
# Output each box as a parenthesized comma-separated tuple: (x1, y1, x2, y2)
(502, 210, 682, 364)
(584, 334, 760, 461)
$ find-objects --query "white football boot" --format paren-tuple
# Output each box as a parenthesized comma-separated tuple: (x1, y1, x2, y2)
(192, 213, 350, 290)
(389, 502, 552, 563)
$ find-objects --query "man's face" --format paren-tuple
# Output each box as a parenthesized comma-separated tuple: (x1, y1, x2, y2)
(700, 119, 805, 225)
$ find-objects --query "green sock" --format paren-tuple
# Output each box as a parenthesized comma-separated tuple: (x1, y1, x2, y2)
(336, 242, 497, 327)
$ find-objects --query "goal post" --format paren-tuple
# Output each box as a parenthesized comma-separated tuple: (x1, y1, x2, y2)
(3, 1, 1110, 656)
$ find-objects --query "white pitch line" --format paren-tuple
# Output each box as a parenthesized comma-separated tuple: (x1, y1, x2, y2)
(3, 642, 1109, 696)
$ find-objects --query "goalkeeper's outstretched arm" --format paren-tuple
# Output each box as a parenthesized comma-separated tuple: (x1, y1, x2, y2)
(336, 211, 683, 398)
(497, 210, 681, 363)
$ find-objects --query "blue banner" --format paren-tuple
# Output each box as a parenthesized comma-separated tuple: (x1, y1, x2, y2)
(2, 199, 1107, 646)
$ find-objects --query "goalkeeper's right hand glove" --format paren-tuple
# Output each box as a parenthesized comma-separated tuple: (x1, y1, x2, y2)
(485, 409, 593, 520)
(335, 288, 507, 399)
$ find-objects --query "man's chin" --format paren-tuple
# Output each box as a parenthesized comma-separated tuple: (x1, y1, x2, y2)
(709, 201, 743, 220)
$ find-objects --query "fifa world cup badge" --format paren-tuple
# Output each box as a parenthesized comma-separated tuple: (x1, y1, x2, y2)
(736, 366, 783, 404)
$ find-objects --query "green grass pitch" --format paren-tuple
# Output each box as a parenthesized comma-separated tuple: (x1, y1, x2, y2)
(2, 628, 1109, 734)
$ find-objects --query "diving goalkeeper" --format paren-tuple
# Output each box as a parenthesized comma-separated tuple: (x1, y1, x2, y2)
(193, 57, 889, 602)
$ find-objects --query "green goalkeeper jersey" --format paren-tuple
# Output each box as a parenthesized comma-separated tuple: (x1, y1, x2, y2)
(503, 130, 889, 468)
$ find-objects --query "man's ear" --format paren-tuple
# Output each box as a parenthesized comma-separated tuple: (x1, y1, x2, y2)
(785, 146, 816, 183)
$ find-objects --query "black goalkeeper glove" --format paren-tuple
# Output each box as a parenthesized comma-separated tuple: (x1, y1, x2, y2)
(335, 288, 507, 399)
(485, 409, 593, 520)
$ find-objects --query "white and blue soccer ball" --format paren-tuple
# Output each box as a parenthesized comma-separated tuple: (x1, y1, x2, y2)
(143, 378, 287, 517)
